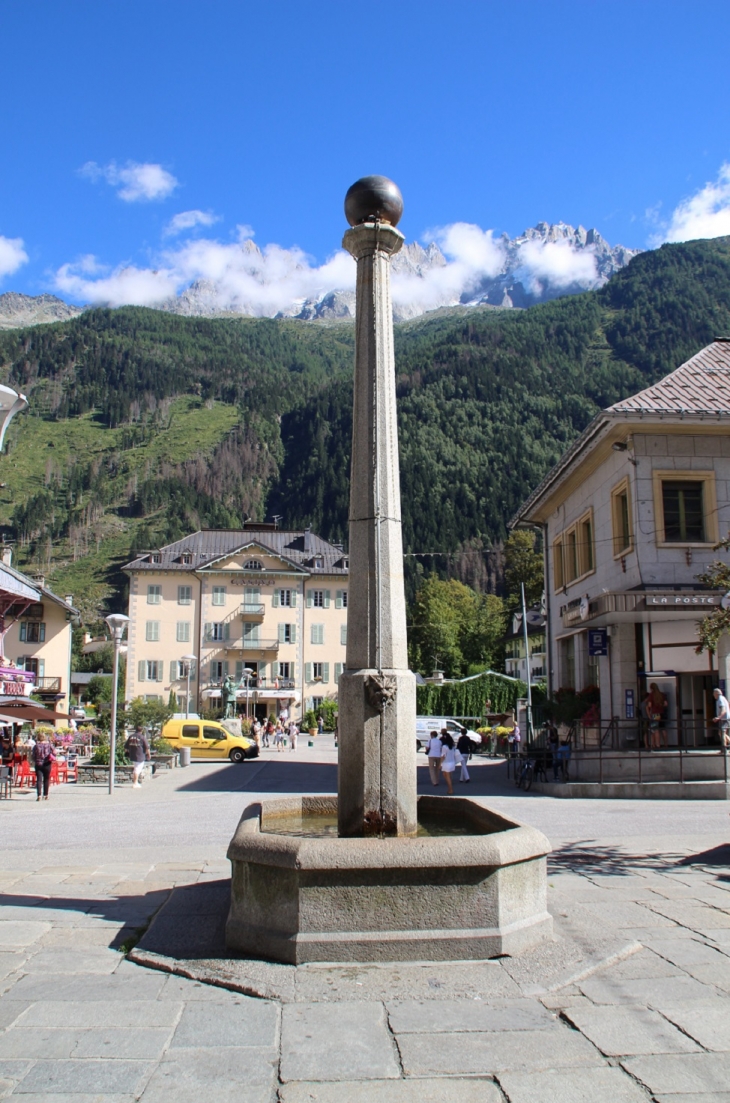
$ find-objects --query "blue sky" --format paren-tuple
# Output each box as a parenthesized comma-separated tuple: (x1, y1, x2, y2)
(2, 0, 730, 311)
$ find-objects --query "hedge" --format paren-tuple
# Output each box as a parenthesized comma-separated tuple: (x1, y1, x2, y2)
(416, 671, 530, 719)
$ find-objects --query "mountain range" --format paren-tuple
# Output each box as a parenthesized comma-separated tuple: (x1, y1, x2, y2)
(0, 221, 639, 329)
(0, 235, 727, 623)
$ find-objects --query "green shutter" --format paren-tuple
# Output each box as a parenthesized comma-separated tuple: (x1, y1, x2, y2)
(138, 660, 146, 682)
(258, 663, 266, 681)
(223, 661, 229, 676)
(278, 623, 285, 643)
(335, 590, 343, 609)
(290, 662, 296, 681)
(290, 590, 297, 608)
(156, 662, 164, 682)
(335, 662, 343, 683)
(324, 590, 331, 608)
(290, 624, 297, 644)
(272, 590, 279, 608)
(305, 662, 312, 683)
(271, 661, 279, 678)
(341, 624, 347, 646)
(224, 622, 230, 640)
(204, 623, 211, 641)
(170, 660, 178, 682)
(306, 590, 313, 608)
(322, 663, 330, 684)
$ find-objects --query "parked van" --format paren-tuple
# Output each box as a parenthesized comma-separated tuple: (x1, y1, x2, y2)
(415, 717, 482, 753)
(162, 719, 259, 763)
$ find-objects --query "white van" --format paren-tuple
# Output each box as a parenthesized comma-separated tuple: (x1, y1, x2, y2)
(416, 717, 482, 753)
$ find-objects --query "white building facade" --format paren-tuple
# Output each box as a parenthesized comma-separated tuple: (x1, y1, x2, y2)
(512, 340, 730, 746)
(123, 525, 348, 720)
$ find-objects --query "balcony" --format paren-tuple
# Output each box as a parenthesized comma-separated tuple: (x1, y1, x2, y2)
(225, 637, 280, 652)
(35, 676, 62, 693)
(241, 602, 265, 619)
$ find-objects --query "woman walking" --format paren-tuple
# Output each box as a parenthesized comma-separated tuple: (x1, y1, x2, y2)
(457, 728, 472, 783)
(288, 720, 299, 751)
(33, 733, 55, 802)
(440, 732, 456, 795)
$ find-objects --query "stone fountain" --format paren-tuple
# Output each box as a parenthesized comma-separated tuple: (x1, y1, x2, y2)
(226, 177, 552, 964)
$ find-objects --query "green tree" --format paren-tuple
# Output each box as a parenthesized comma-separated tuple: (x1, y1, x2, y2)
(408, 576, 506, 678)
(696, 541, 730, 652)
(504, 530, 544, 611)
(86, 674, 113, 707)
(122, 697, 173, 740)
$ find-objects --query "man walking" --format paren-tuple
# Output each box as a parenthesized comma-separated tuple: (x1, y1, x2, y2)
(124, 726, 151, 788)
(457, 727, 472, 783)
(712, 687, 730, 748)
(426, 730, 443, 787)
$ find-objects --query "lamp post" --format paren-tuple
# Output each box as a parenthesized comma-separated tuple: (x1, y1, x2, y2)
(105, 613, 129, 795)
(182, 654, 197, 718)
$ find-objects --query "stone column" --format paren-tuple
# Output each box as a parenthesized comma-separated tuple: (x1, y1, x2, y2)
(337, 185, 417, 838)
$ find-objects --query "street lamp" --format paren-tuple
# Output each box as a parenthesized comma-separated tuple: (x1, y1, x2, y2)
(104, 613, 129, 796)
(182, 654, 197, 718)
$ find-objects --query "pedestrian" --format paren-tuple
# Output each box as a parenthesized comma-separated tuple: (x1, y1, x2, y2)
(252, 719, 262, 750)
(274, 722, 285, 752)
(712, 687, 730, 748)
(457, 727, 472, 783)
(33, 732, 55, 802)
(426, 730, 443, 787)
(439, 732, 456, 795)
(317, 713, 324, 735)
(279, 706, 289, 725)
(124, 726, 150, 788)
(644, 683, 667, 750)
(288, 720, 298, 751)
(508, 713, 521, 760)
(547, 723, 560, 780)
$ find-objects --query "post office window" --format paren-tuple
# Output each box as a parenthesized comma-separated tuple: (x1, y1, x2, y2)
(653, 470, 717, 546)
(553, 536, 564, 591)
(578, 511, 594, 576)
(611, 478, 633, 556)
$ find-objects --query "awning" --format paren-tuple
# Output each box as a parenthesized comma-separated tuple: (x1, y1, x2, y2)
(0, 702, 69, 722)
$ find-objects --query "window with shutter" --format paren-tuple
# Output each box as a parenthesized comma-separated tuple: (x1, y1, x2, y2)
(340, 624, 347, 646)
(178, 586, 192, 605)
(156, 662, 164, 682)
(138, 660, 146, 682)
(271, 661, 279, 678)
(311, 624, 324, 645)
(19, 623, 26, 642)
(204, 623, 212, 641)
(258, 663, 266, 680)
(278, 623, 285, 643)
(306, 590, 313, 608)
(335, 591, 342, 609)
(290, 623, 297, 644)
(146, 621, 160, 642)
(324, 590, 331, 608)
(272, 590, 279, 608)
(335, 662, 343, 684)
(170, 660, 178, 682)
(322, 663, 330, 684)
(176, 622, 190, 643)
(305, 662, 313, 683)
(223, 661, 229, 676)
(290, 590, 297, 607)
(212, 586, 226, 606)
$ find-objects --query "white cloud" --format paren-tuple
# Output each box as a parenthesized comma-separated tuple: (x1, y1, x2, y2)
(164, 209, 220, 236)
(662, 163, 730, 243)
(515, 239, 598, 294)
(0, 235, 29, 281)
(80, 160, 178, 202)
(52, 217, 618, 315)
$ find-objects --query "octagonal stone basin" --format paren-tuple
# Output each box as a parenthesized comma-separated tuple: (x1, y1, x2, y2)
(226, 795, 552, 964)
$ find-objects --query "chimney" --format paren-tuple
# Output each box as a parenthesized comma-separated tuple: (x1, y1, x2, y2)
(65, 595, 74, 607)
(1, 547, 11, 567)
(303, 526, 313, 553)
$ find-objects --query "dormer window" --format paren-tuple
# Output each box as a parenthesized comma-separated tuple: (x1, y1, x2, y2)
(150, 554, 161, 565)
(244, 559, 263, 571)
(181, 553, 193, 565)
(313, 555, 324, 569)
(342, 557, 349, 570)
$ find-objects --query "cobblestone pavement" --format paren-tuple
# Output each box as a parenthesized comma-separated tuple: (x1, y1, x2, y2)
(0, 744, 728, 1101)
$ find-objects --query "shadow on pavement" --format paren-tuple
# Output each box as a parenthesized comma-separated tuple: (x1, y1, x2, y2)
(136, 879, 230, 959)
(176, 760, 338, 794)
(549, 839, 729, 878)
(0, 887, 172, 949)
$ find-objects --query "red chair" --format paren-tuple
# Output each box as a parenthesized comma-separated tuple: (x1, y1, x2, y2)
(50, 761, 60, 786)
(15, 761, 35, 788)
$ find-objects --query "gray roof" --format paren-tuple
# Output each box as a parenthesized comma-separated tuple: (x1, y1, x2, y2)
(609, 339, 730, 416)
(123, 527, 349, 576)
(0, 562, 78, 614)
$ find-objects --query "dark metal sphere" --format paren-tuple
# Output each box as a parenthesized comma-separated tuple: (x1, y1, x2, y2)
(344, 175, 403, 228)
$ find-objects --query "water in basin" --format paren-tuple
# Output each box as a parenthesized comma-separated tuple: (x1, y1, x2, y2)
(261, 812, 494, 838)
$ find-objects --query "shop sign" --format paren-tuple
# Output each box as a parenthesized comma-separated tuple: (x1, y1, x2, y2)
(2, 680, 26, 696)
(588, 628, 608, 656)
(625, 688, 635, 719)
(644, 592, 719, 607)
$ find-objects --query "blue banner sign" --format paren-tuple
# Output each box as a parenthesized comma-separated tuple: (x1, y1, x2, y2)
(588, 628, 608, 656)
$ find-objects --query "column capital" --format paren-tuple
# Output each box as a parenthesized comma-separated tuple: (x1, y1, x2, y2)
(342, 222, 404, 261)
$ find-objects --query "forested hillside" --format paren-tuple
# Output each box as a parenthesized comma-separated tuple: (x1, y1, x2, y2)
(1, 236, 729, 619)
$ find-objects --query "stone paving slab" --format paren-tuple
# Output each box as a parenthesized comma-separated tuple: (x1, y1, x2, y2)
(0, 922, 51, 950)
(496, 1065, 652, 1102)
(645, 937, 730, 967)
(563, 1003, 702, 1055)
(684, 959, 730, 992)
(18, 950, 123, 974)
(138, 1046, 278, 1103)
(386, 998, 556, 1033)
(169, 998, 279, 1048)
(14, 1058, 153, 1095)
(280, 1002, 400, 1082)
(4, 972, 167, 1002)
(591, 946, 683, 979)
(397, 1026, 604, 1076)
(622, 1052, 730, 1094)
(578, 972, 717, 1005)
(279, 1080, 503, 1102)
(657, 1000, 730, 1050)
(17, 999, 182, 1029)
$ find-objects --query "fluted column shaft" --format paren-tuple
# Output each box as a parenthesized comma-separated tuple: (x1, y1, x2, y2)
(337, 221, 417, 838)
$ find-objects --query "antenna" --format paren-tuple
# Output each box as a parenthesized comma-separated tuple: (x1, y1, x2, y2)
(272, 514, 283, 529)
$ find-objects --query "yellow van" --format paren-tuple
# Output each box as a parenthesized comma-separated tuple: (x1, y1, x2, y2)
(162, 719, 259, 763)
